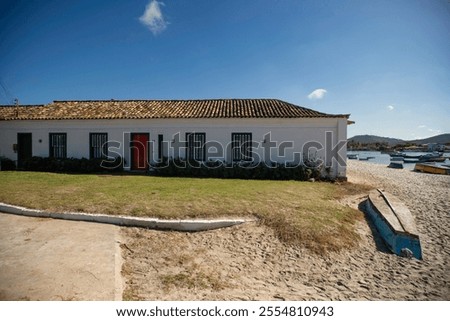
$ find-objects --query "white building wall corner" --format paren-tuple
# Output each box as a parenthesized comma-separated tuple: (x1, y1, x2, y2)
(336, 118, 348, 179)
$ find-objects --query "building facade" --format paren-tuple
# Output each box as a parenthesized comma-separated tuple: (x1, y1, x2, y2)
(0, 99, 351, 178)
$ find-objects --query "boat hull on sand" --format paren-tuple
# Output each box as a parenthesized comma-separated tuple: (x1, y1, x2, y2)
(414, 163, 450, 175)
(366, 189, 422, 259)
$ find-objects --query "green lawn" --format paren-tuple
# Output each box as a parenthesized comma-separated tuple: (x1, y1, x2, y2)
(0, 171, 368, 253)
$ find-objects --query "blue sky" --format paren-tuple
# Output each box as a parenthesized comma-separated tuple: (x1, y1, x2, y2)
(0, 0, 449, 139)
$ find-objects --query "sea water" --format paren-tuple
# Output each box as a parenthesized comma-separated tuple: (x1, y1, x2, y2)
(347, 151, 450, 170)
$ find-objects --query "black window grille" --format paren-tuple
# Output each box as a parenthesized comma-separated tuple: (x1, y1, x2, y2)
(158, 134, 164, 161)
(186, 133, 206, 161)
(232, 133, 252, 161)
(90, 133, 108, 159)
(49, 133, 67, 159)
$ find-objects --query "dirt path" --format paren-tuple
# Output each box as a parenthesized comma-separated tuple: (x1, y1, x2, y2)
(0, 213, 121, 300)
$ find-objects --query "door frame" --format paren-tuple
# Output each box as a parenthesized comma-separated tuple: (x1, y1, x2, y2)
(130, 133, 150, 170)
(17, 133, 32, 168)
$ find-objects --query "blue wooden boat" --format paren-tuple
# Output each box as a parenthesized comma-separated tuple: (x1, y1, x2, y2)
(366, 189, 422, 259)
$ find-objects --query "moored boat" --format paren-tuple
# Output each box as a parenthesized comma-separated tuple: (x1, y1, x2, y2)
(402, 154, 425, 159)
(366, 189, 422, 259)
(389, 152, 404, 157)
(390, 152, 424, 159)
(388, 162, 403, 169)
(414, 162, 450, 175)
(390, 152, 443, 160)
(418, 156, 446, 162)
(359, 156, 375, 161)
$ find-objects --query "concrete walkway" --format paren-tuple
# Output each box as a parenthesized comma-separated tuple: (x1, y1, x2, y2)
(0, 202, 251, 232)
(0, 213, 121, 300)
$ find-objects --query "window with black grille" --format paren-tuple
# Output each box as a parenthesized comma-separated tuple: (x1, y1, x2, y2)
(49, 133, 67, 159)
(232, 133, 252, 161)
(158, 134, 164, 161)
(186, 132, 206, 161)
(90, 133, 108, 159)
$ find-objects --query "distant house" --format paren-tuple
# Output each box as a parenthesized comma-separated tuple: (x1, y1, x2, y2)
(0, 99, 352, 178)
(424, 143, 445, 152)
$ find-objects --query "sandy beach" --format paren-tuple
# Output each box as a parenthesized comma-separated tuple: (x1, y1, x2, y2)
(121, 161, 450, 300)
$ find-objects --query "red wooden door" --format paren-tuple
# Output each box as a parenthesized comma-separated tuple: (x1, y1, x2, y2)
(131, 133, 149, 170)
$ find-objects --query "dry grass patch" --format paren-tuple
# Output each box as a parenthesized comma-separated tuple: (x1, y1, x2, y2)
(161, 268, 228, 292)
(120, 227, 230, 299)
(261, 181, 371, 254)
(0, 171, 369, 253)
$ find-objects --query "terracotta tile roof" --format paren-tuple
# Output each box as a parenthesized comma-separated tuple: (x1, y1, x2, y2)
(0, 99, 349, 121)
(0, 105, 45, 120)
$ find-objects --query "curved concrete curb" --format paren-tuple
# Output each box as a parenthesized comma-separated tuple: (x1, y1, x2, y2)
(0, 202, 255, 232)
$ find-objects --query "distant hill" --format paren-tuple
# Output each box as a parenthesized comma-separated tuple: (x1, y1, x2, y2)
(408, 134, 450, 145)
(348, 135, 405, 146)
(348, 133, 450, 146)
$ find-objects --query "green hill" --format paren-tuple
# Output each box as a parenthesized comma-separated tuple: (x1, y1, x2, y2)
(348, 133, 450, 146)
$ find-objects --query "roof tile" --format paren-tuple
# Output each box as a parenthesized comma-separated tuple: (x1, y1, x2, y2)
(0, 99, 349, 121)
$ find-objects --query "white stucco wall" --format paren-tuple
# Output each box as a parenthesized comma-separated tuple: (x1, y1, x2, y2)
(0, 117, 348, 178)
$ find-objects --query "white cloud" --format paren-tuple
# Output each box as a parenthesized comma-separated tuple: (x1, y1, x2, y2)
(418, 125, 426, 128)
(139, 0, 168, 35)
(387, 105, 394, 111)
(307, 88, 327, 100)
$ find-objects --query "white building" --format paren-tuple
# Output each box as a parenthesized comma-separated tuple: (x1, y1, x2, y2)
(0, 99, 352, 178)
